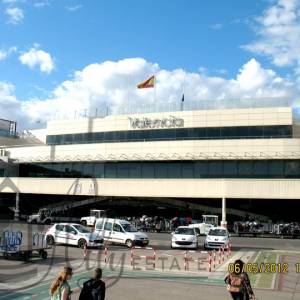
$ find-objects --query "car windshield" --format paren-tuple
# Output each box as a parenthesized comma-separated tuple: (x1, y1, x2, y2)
(122, 224, 138, 232)
(175, 228, 195, 235)
(73, 224, 92, 233)
(208, 229, 227, 236)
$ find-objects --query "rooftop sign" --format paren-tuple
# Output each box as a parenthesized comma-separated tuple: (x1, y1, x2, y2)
(129, 116, 184, 129)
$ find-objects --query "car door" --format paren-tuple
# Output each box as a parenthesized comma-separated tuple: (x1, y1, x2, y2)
(103, 221, 113, 242)
(111, 223, 125, 244)
(64, 225, 78, 245)
(54, 224, 67, 244)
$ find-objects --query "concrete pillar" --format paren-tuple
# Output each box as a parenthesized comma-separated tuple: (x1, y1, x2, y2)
(221, 197, 227, 228)
(14, 193, 20, 221)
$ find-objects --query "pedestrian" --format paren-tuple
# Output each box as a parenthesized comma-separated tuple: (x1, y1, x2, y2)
(225, 259, 256, 300)
(79, 268, 106, 300)
(50, 266, 73, 300)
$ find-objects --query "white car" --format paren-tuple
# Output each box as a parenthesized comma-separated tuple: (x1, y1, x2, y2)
(94, 218, 149, 248)
(171, 226, 199, 249)
(204, 227, 230, 250)
(189, 223, 215, 235)
(45, 223, 104, 248)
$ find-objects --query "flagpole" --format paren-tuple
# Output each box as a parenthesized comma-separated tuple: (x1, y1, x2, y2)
(153, 75, 156, 113)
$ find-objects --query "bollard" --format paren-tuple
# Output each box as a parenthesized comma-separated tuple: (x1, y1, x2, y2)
(130, 247, 133, 266)
(222, 246, 225, 263)
(104, 246, 108, 264)
(213, 250, 216, 268)
(184, 251, 187, 271)
(208, 251, 212, 272)
(218, 247, 221, 264)
(83, 243, 87, 260)
(153, 248, 156, 269)
(229, 243, 232, 256)
(226, 244, 229, 259)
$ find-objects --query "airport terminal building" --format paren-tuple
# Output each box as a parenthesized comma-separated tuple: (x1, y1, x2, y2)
(1, 101, 300, 221)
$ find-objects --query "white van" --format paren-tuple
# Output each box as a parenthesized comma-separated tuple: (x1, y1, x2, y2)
(94, 218, 149, 248)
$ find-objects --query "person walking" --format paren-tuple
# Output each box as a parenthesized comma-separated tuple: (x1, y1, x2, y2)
(50, 266, 73, 300)
(79, 268, 106, 300)
(225, 259, 256, 300)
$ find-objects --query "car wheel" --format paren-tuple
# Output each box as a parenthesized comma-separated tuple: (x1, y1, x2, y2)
(46, 235, 55, 245)
(39, 250, 48, 260)
(203, 244, 207, 250)
(125, 239, 133, 248)
(78, 239, 87, 249)
(81, 220, 87, 226)
(44, 219, 51, 225)
(31, 220, 37, 224)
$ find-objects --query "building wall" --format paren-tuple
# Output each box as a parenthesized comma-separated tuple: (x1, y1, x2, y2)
(4, 138, 300, 162)
(0, 177, 299, 199)
(46, 107, 293, 135)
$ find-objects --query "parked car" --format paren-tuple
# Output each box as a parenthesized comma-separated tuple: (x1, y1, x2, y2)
(45, 223, 103, 248)
(94, 218, 149, 248)
(171, 226, 200, 249)
(80, 209, 107, 226)
(189, 223, 214, 235)
(204, 227, 229, 250)
(27, 208, 53, 225)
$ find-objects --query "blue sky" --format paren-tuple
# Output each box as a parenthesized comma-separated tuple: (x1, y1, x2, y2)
(1, 0, 300, 128)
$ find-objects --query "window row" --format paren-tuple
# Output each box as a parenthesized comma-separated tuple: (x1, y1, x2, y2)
(17, 160, 300, 179)
(46, 125, 292, 145)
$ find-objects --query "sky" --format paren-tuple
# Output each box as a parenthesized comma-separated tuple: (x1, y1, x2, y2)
(1, 0, 300, 129)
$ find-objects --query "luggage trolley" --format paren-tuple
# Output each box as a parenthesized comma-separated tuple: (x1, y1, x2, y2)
(0, 230, 52, 262)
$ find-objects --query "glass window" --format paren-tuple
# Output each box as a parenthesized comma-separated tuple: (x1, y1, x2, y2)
(117, 163, 129, 178)
(168, 162, 182, 178)
(238, 161, 253, 177)
(207, 127, 220, 138)
(253, 161, 268, 177)
(104, 222, 113, 231)
(269, 161, 284, 177)
(105, 163, 117, 178)
(182, 162, 194, 178)
(223, 161, 237, 177)
(176, 128, 188, 139)
(82, 163, 94, 178)
(96, 220, 104, 230)
(141, 163, 155, 178)
(236, 127, 249, 138)
(113, 223, 123, 232)
(249, 126, 264, 138)
(208, 161, 223, 177)
(285, 161, 300, 177)
(55, 224, 64, 231)
(155, 162, 168, 178)
(128, 163, 141, 178)
(64, 225, 77, 234)
(94, 163, 104, 178)
(71, 163, 83, 177)
(64, 134, 73, 144)
(194, 161, 208, 178)
(62, 163, 73, 177)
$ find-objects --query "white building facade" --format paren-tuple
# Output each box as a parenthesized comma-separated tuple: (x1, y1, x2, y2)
(0, 105, 299, 205)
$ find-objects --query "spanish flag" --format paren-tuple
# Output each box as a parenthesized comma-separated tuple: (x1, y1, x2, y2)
(137, 75, 155, 89)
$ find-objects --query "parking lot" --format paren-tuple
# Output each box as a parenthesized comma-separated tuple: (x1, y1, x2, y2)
(0, 222, 300, 299)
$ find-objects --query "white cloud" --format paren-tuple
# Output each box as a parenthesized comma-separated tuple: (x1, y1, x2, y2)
(65, 4, 82, 12)
(1, 57, 297, 130)
(19, 46, 54, 74)
(210, 23, 223, 30)
(244, 0, 300, 70)
(6, 7, 24, 24)
(0, 46, 17, 61)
